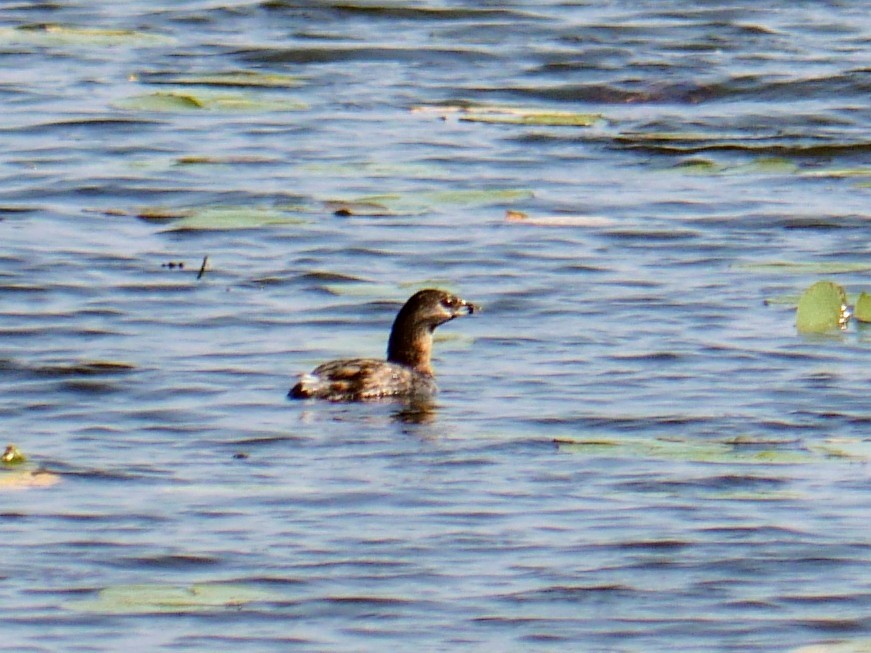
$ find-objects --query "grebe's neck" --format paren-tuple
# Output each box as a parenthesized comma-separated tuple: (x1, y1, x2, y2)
(387, 317, 434, 375)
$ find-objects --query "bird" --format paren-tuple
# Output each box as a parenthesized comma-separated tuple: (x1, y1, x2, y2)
(288, 288, 479, 401)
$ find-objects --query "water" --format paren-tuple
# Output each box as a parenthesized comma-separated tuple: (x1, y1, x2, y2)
(2, 1, 871, 651)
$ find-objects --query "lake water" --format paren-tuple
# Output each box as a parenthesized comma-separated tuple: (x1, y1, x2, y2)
(2, 1, 871, 651)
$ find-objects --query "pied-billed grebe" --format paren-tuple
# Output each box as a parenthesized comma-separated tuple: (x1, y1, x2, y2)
(288, 288, 479, 401)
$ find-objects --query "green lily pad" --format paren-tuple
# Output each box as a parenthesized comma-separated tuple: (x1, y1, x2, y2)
(461, 110, 603, 127)
(68, 583, 273, 615)
(555, 436, 813, 465)
(413, 104, 603, 127)
(795, 281, 849, 334)
(117, 90, 307, 113)
(731, 157, 799, 175)
(0, 24, 175, 47)
(425, 188, 534, 205)
(141, 206, 306, 232)
(737, 261, 871, 275)
(853, 292, 871, 323)
(140, 71, 302, 88)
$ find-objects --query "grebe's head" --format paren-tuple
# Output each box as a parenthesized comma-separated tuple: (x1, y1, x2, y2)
(400, 289, 479, 330)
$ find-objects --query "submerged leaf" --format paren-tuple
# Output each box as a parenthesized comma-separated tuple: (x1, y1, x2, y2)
(853, 292, 871, 323)
(795, 281, 849, 334)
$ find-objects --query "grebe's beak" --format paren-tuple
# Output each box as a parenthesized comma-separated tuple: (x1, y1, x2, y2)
(457, 299, 480, 316)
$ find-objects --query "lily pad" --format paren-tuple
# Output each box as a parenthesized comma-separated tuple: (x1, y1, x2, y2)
(0, 24, 174, 47)
(554, 436, 813, 465)
(139, 206, 305, 232)
(795, 281, 849, 334)
(68, 583, 273, 615)
(737, 261, 871, 275)
(853, 292, 871, 323)
(139, 71, 302, 88)
(413, 104, 603, 127)
(730, 157, 799, 175)
(117, 90, 307, 113)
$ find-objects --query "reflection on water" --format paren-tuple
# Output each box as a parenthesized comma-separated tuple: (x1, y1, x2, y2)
(392, 398, 438, 425)
(2, 1, 871, 651)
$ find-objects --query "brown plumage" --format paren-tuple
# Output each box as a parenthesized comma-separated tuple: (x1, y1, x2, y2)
(288, 289, 479, 401)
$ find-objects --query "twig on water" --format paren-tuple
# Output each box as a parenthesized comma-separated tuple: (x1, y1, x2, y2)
(197, 255, 209, 280)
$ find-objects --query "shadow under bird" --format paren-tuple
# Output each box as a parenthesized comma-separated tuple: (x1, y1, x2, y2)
(288, 288, 479, 402)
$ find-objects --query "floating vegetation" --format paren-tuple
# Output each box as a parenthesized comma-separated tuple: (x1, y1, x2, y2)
(137, 206, 306, 232)
(554, 436, 814, 465)
(427, 188, 534, 205)
(135, 71, 302, 88)
(737, 261, 871, 275)
(116, 90, 307, 113)
(0, 24, 175, 47)
(324, 199, 398, 217)
(556, 434, 871, 464)
(669, 157, 800, 176)
(0, 445, 60, 490)
(67, 583, 275, 615)
(795, 281, 849, 334)
(853, 292, 871, 323)
(413, 104, 604, 127)
(1, 445, 26, 466)
(324, 188, 533, 216)
(505, 210, 614, 227)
